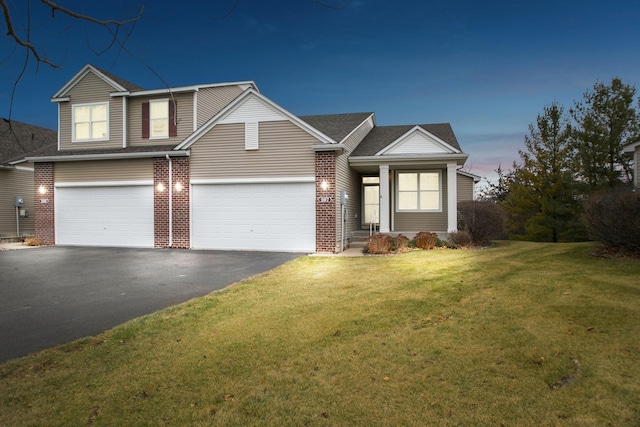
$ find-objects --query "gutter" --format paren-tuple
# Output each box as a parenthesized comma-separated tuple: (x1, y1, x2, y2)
(312, 143, 345, 153)
(26, 150, 190, 163)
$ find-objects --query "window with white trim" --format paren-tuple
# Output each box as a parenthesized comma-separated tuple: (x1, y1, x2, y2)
(397, 171, 441, 211)
(73, 102, 108, 141)
(150, 99, 169, 138)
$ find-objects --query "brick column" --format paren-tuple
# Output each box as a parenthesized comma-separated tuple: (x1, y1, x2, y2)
(154, 158, 170, 248)
(171, 157, 190, 249)
(315, 151, 337, 253)
(34, 162, 55, 245)
(153, 157, 190, 249)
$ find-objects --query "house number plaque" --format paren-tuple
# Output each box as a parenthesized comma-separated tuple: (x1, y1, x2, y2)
(318, 196, 333, 203)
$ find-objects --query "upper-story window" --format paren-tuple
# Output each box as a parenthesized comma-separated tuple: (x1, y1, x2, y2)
(396, 171, 441, 212)
(72, 102, 108, 142)
(142, 99, 177, 139)
(150, 99, 169, 138)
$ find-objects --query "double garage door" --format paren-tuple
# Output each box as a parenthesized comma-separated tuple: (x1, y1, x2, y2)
(56, 182, 316, 252)
(56, 185, 155, 248)
(192, 182, 315, 252)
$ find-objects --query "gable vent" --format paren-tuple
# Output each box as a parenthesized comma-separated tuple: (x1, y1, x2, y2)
(245, 122, 259, 150)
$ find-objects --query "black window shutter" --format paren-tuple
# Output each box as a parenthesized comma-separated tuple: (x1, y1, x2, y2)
(169, 100, 177, 137)
(142, 102, 149, 139)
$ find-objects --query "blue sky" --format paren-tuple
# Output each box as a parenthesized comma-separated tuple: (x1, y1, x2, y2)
(1, 0, 639, 184)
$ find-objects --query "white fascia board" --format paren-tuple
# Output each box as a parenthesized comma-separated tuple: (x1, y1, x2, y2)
(175, 89, 337, 150)
(26, 150, 190, 163)
(338, 113, 376, 144)
(623, 140, 640, 152)
(376, 126, 462, 155)
(51, 64, 127, 99)
(128, 81, 259, 98)
(191, 176, 315, 185)
(14, 165, 34, 171)
(0, 165, 14, 170)
(349, 153, 469, 166)
(312, 143, 345, 152)
(50, 97, 70, 103)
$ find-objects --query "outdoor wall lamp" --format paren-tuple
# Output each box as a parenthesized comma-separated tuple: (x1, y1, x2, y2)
(174, 182, 183, 192)
(156, 183, 165, 192)
(38, 185, 47, 195)
(321, 180, 329, 191)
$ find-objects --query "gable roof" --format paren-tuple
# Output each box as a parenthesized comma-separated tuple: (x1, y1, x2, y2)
(175, 89, 338, 150)
(51, 64, 144, 99)
(299, 113, 374, 143)
(0, 118, 57, 165)
(350, 123, 461, 157)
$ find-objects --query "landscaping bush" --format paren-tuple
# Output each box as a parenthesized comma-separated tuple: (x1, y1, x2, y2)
(457, 200, 507, 245)
(449, 231, 472, 247)
(583, 188, 640, 252)
(395, 234, 409, 251)
(414, 231, 438, 250)
(368, 233, 394, 254)
(23, 237, 41, 246)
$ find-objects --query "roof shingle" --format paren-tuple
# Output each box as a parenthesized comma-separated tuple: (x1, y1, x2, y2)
(350, 123, 461, 156)
(0, 119, 57, 164)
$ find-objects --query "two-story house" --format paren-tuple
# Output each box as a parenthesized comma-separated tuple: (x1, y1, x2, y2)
(28, 64, 478, 252)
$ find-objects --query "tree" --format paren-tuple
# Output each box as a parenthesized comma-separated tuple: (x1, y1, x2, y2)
(477, 164, 514, 203)
(504, 103, 586, 242)
(570, 78, 640, 190)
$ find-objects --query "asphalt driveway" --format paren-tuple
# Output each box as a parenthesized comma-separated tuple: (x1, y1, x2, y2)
(0, 246, 301, 363)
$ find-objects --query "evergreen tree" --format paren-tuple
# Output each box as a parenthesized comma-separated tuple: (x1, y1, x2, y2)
(504, 103, 586, 242)
(570, 78, 640, 190)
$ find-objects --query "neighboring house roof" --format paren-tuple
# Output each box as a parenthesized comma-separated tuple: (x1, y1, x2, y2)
(622, 140, 640, 152)
(299, 113, 374, 143)
(0, 118, 57, 165)
(351, 123, 461, 157)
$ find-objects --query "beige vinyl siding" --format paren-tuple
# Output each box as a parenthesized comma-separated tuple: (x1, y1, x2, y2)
(0, 168, 34, 237)
(54, 159, 153, 182)
(457, 174, 475, 201)
(335, 116, 374, 244)
(190, 121, 316, 180)
(197, 86, 244, 127)
(59, 71, 123, 150)
(128, 92, 194, 147)
(394, 168, 448, 232)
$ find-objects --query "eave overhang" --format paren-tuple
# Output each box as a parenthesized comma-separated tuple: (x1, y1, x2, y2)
(349, 153, 469, 167)
(26, 150, 190, 163)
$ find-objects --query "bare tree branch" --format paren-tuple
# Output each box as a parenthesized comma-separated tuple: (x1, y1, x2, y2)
(1, 0, 144, 69)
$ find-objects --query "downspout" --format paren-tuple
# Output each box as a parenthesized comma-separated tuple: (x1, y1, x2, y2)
(166, 154, 173, 248)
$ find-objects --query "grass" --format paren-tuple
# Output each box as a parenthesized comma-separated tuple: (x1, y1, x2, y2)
(1, 241, 639, 426)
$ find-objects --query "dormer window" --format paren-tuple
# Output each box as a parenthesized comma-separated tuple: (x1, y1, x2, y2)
(72, 102, 109, 142)
(142, 99, 177, 139)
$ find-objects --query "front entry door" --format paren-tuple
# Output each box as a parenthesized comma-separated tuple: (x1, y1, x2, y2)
(363, 184, 379, 226)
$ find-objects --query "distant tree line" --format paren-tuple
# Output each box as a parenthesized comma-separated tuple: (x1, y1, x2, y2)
(477, 78, 640, 249)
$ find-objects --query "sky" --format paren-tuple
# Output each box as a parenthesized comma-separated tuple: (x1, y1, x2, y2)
(1, 0, 640, 186)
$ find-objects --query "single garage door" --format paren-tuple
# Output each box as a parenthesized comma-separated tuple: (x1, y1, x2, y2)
(56, 185, 154, 247)
(192, 182, 315, 252)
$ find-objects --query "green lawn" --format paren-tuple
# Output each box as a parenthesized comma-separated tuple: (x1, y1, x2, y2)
(1, 241, 639, 426)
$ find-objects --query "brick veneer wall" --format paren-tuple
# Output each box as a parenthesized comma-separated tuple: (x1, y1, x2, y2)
(34, 162, 55, 245)
(315, 151, 337, 253)
(153, 157, 190, 248)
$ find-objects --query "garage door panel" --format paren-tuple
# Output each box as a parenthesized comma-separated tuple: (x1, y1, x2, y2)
(56, 186, 154, 247)
(192, 182, 315, 252)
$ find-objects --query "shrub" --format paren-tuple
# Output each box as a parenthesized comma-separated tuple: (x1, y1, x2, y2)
(583, 188, 640, 251)
(449, 231, 472, 247)
(414, 232, 438, 250)
(457, 200, 507, 245)
(368, 233, 394, 254)
(23, 237, 42, 246)
(395, 234, 409, 251)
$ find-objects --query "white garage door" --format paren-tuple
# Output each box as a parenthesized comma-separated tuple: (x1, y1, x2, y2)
(192, 182, 315, 252)
(56, 185, 154, 247)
